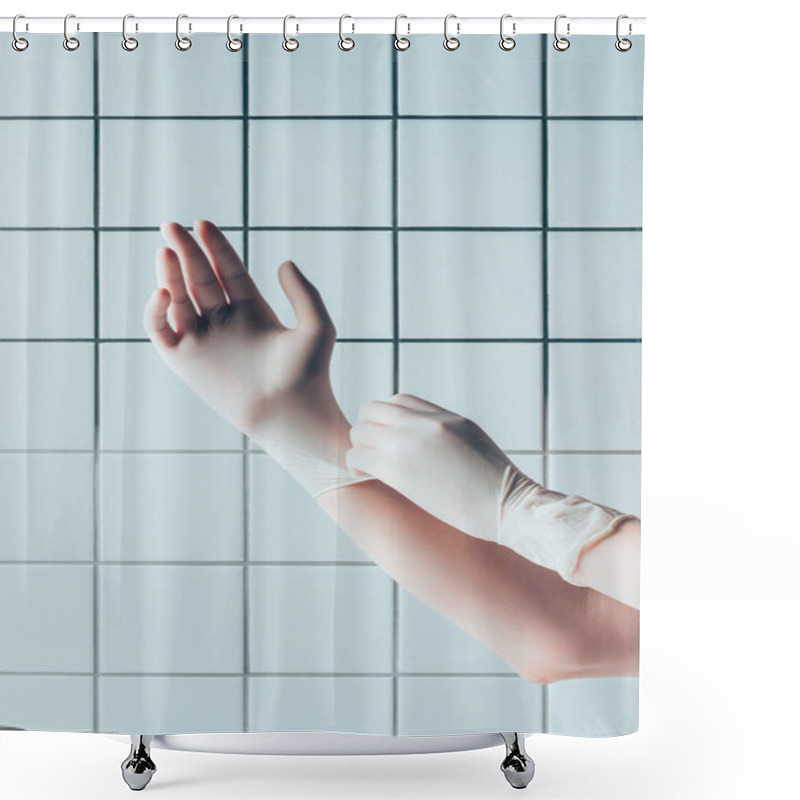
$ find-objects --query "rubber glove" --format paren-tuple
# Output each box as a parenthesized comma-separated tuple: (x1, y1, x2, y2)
(143, 220, 375, 498)
(347, 393, 637, 583)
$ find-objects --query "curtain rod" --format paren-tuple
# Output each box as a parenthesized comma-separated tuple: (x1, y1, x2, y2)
(0, 16, 646, 36)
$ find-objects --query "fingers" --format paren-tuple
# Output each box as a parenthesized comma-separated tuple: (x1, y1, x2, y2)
(156, 246, 198, 333)
(388, 393, 445, 413)
(160, 221, 228, 314)
(143, 287, 181, 350)
(357, 399, 420, 426)
(278, 260, 334, 333)
(350, 420, 395, 449)
(194, 220, 272, 310)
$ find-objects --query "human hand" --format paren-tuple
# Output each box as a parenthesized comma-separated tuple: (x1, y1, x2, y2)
(143, 220, 368, 496)
(347, 393, 636, 584)
(347, 394, 513, 541)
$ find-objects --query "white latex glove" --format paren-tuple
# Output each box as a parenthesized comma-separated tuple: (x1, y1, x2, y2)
(347, 394, 637, 583)
(143, 220, 375, 498)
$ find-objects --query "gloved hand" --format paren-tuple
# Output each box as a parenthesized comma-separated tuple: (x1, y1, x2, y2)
(347, 393, 637, 583)
(143, 220, 375, 498)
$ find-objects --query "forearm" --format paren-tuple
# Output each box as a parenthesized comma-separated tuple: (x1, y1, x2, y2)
(570, 518, 641, 610)
(316, 480, 639, 683)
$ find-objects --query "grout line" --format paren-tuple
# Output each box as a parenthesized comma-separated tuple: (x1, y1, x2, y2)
(390, 42, 401, 738)
(0, 449, 642, 456)
(2, 561, 395, 567)
(0, 671, 523, 678)
(0, 337, 643, 344)
(540, 32, 550, 737)
(0, 225, 643, 232)
(90, 32, 101, 735)
(241, 33, 251, 734)
(0, 114, 643, 121)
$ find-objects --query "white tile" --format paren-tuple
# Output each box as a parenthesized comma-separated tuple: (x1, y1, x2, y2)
(99, 343, 242, 451)
(0, 565, 94, 673)
(398, 34, 542, 116)
(0, 343, 94, 450)
(248, 231, 393, 339)
(248, 676, 393, 734)
(1, 453, 94, 561)
(548, 676, 639, 737)
(399, 232, 543, 338)
(0, 675, 94, 732)
(0, 34, 94, 116)
(399, 342, 543, 450)
(549, 454, 641, 516)
(398, 676, 544, 735)
(99, 565, 243, 673)
(548, 343, 641, 450)
(249, 120, 392, 226)
(99, 33, 243, 116)
(548, 35, 645, 116)
(100, 120, 243, 227)
(549, 231, 642, 339)
(248, 453, 372, 563)
(330, 342, 394, 424)
(398, 120, 541, 227)
(99, 454, 244, 561)
(0, 231, 94, 339)
(248, 565, 394, 673)
(548, 120, 643, 228)
(99, 676, 243, 734)
(248, 34, 392, 116)
(398, 588, 515, 674)
(0, 120, 94, 227)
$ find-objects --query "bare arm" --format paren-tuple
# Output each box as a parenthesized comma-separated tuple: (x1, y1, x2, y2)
(571, 517, 641, 610)
(317, 478, 639, 683)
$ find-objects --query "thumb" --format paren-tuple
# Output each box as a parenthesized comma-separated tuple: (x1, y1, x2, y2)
(277, 260, 334, 333)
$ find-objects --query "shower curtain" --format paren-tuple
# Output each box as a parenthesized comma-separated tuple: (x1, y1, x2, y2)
(0, 29, 643, 738)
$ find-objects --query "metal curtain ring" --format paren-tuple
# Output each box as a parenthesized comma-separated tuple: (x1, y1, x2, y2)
(226, 15, 243, 52)
(175, 13, 192, 50)
(11, 14, 28, 51)
(63, 13, 80, 51)
(443, 13, 460, 51)
(553, 14, 570, 51)
(339, 14, 355, 50)
(121, 14, 138, 51)
(615, 14, 632, 51)
(394, 14, 410, 51)
(499, 14, 516, 50)
(282, 15, 299, 51)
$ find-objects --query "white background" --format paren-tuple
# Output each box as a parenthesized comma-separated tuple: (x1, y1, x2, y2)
(2, 1, 798, 798)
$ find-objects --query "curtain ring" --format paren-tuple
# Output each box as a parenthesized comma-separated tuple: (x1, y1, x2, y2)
(282, 15, 299, 51)
(499, 14, 516, 50)
(338, 14, 355, 51)
(11, 14, 28, 51)
(553, 14, 570, 51)
(443, 13, 460, 51)
(63, 13, 80, 51)
(121, 14, 138, 51)
(175, 13, 192, 51)
(394, 14, 410, 51)
(615, 14, 632, 51)
(226, 15, 243, 52)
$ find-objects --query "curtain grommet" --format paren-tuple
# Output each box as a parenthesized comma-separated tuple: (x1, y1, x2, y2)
(394, 15, 410, 51)
(282, 15, 299, 51)
(226, 15, 243, 52)
(443, 14, 460, 51)
(121, 14, 139, 51)
(175, 14, 192, 51)
(63, 13, 80, 51)
(11, 14, 28, 51)
(615, 15, 633, 51)
(499, 14, 516, 50)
